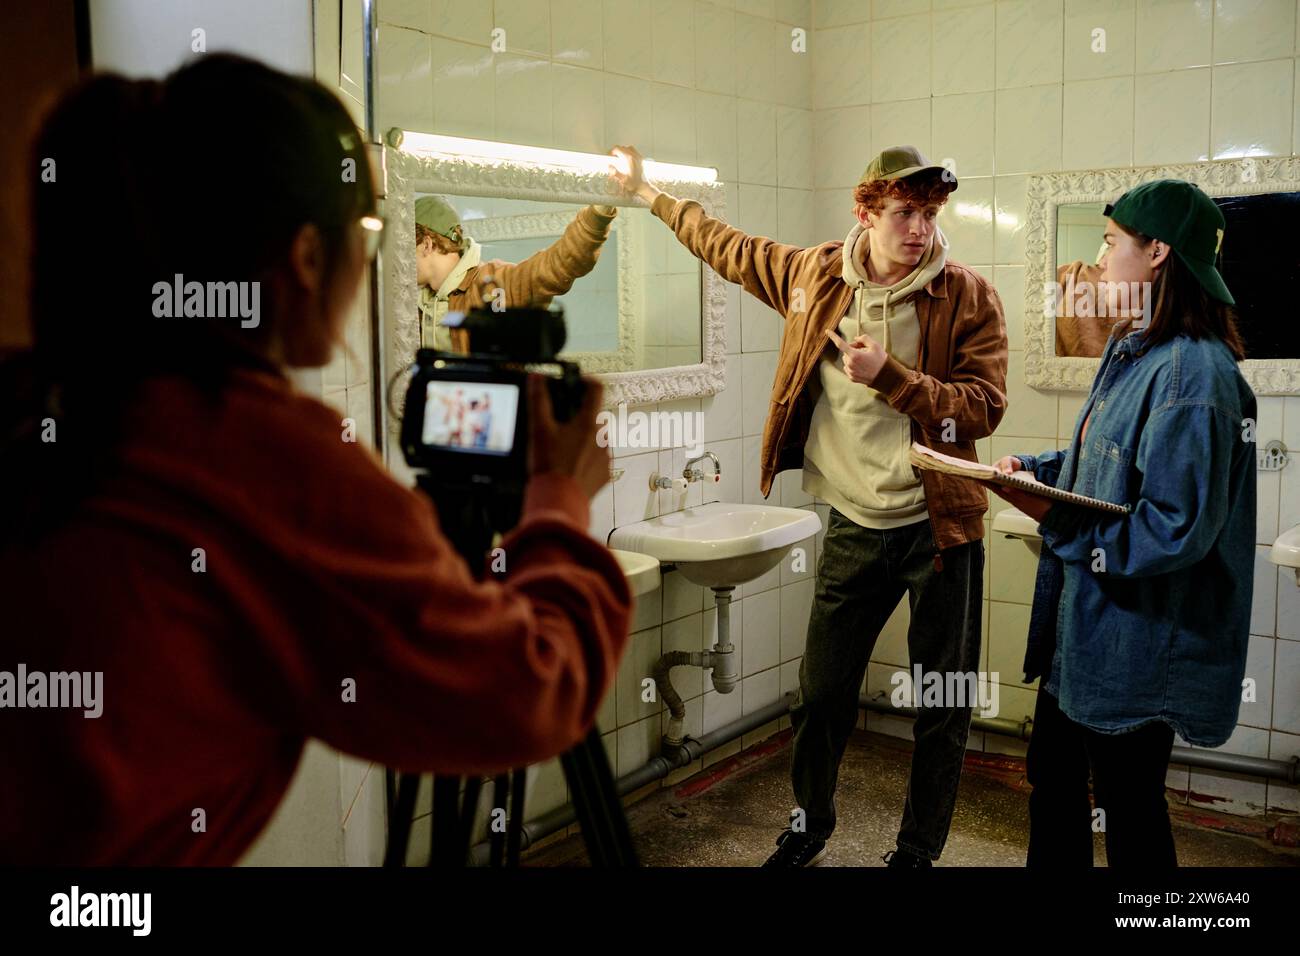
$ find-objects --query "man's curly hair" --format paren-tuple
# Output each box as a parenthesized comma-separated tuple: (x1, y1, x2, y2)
(853, 169, 956, 215)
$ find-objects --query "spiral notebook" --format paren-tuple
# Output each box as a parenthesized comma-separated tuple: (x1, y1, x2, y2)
(909, 442, 1130, 515)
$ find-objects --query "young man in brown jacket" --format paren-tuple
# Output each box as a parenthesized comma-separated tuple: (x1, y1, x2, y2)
(415, 194, 618, 350)
(613, 145, 1008, 867)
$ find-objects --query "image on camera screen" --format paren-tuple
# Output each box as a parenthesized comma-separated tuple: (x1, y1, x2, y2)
(421, 381, 520, 455)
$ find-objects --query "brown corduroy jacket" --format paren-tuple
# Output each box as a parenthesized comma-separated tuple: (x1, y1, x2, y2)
(650, 192, 1010, 553)
(423, 205, 617, 351)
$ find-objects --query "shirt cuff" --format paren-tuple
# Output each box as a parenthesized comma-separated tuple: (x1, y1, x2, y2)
(578, 205, 616, 237)
(650, 192, 678, 223)
(871, 353, 911, 400)
(522, 472, 591, 529)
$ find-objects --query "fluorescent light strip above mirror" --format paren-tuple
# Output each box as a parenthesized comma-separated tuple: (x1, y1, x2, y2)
(391, 130, 718, 184)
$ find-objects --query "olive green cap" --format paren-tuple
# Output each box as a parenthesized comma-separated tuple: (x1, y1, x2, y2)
(860, 145, 957, 189)
(414, 194, 466, 251)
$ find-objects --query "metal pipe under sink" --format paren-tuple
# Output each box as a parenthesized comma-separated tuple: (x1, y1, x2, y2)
(653, 585, 737, 747)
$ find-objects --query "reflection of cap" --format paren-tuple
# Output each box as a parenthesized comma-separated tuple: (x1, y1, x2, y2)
(414, 195, 465, 251)
(1104, 179, 1234, 306)
(859, 145, 957, 189)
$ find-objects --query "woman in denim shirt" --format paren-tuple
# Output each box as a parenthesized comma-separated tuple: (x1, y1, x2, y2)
(992, 180, 1256, 868)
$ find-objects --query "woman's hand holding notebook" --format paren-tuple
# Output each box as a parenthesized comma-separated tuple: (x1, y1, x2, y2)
(908, 442, 1130, 516)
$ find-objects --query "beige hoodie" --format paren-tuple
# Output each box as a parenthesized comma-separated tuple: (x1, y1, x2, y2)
(420, 237, 483, 350)
(802, 222, 949, 528)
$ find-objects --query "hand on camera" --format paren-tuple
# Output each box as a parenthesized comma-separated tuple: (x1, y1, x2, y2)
(528, 375, 611, 500)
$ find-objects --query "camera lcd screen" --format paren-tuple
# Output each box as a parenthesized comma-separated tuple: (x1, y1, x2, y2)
(421, 381, 520, 455)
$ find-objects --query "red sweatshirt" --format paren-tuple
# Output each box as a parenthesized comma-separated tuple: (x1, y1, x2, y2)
(0, 369, 631, 865)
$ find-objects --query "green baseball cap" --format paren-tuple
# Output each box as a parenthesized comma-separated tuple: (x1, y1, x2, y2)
(414, 194, 466, 251)
(1103, 179, 1234, 306)
(860, 145, 957, 189)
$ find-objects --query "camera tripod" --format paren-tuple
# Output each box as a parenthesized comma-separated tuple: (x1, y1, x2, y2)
(383, 478, 639, 868)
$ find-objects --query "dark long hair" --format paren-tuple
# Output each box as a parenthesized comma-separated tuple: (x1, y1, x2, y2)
(1112, 222, 1247, 361)
(2, 54, 375, 539)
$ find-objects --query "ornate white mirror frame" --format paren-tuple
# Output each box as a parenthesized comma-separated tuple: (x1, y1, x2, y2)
(1024, 156, 1300, 395)
(383, 145, 728, 409)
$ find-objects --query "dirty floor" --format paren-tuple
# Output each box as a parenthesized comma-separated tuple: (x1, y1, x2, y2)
(527, 728, 1300, 867)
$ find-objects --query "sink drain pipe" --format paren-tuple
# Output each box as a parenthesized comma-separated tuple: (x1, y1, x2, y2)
(652, 586, 739, 746)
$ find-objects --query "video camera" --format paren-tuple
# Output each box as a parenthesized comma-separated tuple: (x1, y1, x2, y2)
(399, 303, 586, 535)
(389, 303, 639, 870)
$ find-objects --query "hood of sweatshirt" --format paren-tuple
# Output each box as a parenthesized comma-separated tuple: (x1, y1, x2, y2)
(419, 236, 483, 319)
(840, 223, 948, 353)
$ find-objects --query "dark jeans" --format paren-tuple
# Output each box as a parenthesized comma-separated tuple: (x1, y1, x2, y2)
(1026, 689, 1177, 867)
(789, 509, 984, 860)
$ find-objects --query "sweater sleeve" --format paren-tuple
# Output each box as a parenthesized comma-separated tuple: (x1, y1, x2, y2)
(251, 458, 632, 776)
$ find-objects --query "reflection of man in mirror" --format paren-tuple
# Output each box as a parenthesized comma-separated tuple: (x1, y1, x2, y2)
(414, 195, 618, 351)
(437, 386, 467, 445)
(1055, 258, 1119, 357)
(468, 394, 492, 449)
(613, 144, 1007, 871)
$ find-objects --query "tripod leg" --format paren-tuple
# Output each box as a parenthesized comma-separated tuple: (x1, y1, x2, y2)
(383, 773, 422, 867)
(563, 738, 615, 866)
(458, 776, 483, 864)
(506, 768, 527, 866)
(562, 729, 639, 867)
(489, 774, 508, 867)
(431, 776, 461, 867)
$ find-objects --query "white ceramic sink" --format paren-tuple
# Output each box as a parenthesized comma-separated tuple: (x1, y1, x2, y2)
(609, 502, 823, 588)
(610, 549, 662, 597)
(1271, 525, 1300, 586)
(992, 507, 1043, 557)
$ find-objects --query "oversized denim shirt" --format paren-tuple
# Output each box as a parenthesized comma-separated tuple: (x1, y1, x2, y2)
(1016, 330, 1256, 747)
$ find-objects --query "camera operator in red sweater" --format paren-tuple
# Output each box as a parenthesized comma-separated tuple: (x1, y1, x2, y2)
(0, 55, 631, 865)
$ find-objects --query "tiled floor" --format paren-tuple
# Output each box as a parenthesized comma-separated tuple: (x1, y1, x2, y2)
(528, 729, 1300, 867)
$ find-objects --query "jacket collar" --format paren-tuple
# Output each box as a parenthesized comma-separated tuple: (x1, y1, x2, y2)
(924, 267, 949, 300)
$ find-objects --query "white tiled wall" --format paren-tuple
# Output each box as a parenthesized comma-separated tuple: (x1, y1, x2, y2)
(811, 0, 1300, 817)
(358, 0, 1299, 836)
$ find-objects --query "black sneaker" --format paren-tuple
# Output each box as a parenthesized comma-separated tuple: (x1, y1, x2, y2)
(762, 828, 828, 867)
(882, 848, 933, 868)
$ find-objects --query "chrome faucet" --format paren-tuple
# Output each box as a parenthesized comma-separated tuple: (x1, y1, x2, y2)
(684, 451, 721, 484)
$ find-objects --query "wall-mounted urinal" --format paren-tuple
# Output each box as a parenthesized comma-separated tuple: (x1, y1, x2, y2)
(991, 507, 1042, 558)
(1271, 524, 1300, 587)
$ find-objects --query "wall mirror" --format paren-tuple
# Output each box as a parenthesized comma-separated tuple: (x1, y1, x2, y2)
(383, 135, 728, 413)
(1025, 156, 1300, 394)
